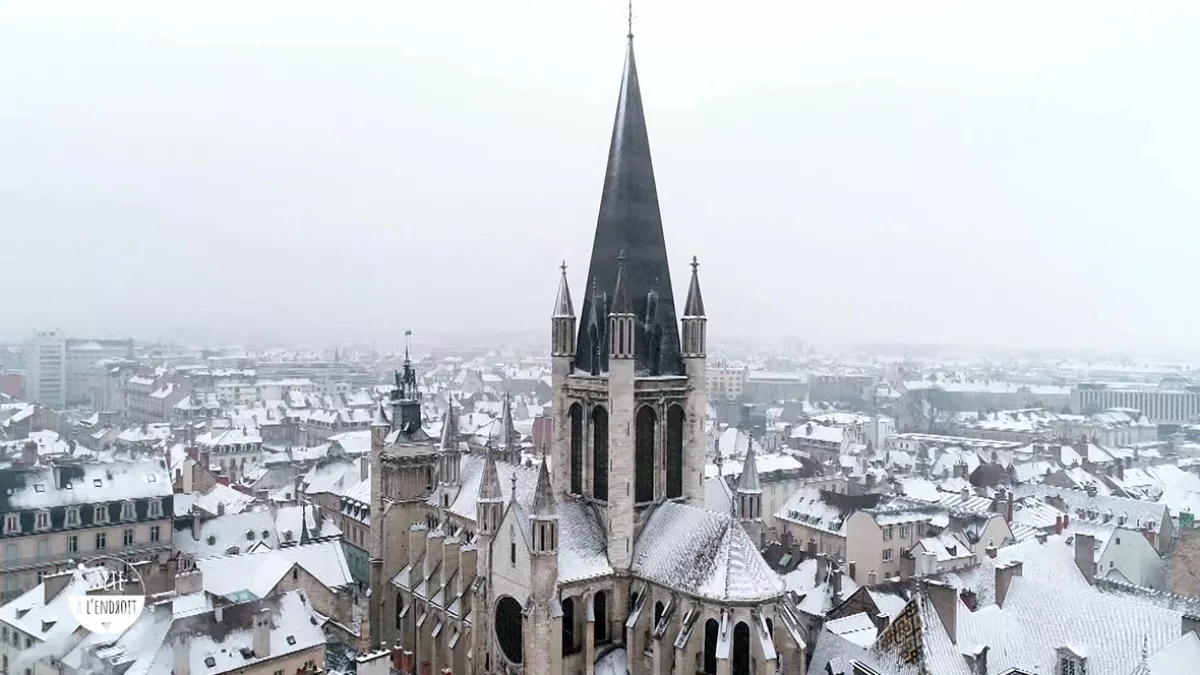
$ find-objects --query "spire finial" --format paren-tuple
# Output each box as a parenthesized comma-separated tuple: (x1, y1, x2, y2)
(617, 249, 627, 266)
(560, 260, 567, 274)
(404, 329, 412, 361)
(626, 0, 633, 40)
(691, 255, 699, 272)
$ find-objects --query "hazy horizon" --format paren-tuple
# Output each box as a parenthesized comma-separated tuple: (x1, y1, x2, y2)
(4, 1, 1199, 356)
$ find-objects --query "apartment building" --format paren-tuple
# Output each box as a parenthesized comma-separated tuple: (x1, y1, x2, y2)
(1074, 381, 1200, 425)
(24, 330, 65, 408)
(0, 459, 174, 601)
(775, 487, 1011, 586)
(707, 366, 747, 401)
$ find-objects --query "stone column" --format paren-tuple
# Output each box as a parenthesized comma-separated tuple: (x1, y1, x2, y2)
(717, 656, 731, 675)
(585, 613, 596, 675)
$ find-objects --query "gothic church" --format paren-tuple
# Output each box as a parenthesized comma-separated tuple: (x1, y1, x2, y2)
(369, 33, 802, 675)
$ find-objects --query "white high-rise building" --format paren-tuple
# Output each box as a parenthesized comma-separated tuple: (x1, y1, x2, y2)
(26, 329, 66, 407)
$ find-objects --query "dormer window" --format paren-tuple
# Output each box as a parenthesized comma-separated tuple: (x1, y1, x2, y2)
(121, 501, 136, 521)
(93, 504, 108, 524)
(3, 514, 19, 535)
(147, 499, 162, 519)
(65, 508, 80, 527)
(35, 510, 50, 531)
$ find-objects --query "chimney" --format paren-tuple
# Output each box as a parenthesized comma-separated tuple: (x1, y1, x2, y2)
(985, 543, 998, 559)
(868, 570, 877, 586)
(1035, 532, 1048, 544)
(1063, 513, 1070, 529)
(961, 486, 970, 501)
(293, 473, 304, 503)
(922, 551, 938, 577)
(253, 609, 271, 657)
(360, 456, 369, 482)
(173, 636, 191, 675)
(870, 612, 890, 633)
(1006, 492, 1014, 522)
(1143, 527, 1158, 549)
(830, 562, 842, 600)
(1074, 533, 1096, 583)
(807, 537, 818, 557)
(968, 645, 989, 675)
(848, 560, 857, 582)
(175, 555, 204, 595)
(925, 580, 958, 644)
(1054, 516, 1063, 535)
(214, 604, 223, 622)
(198, 450, 210, 471)
(216, 502, 226, 517)
(43, 570, 74, 604)
(814, 553, 826, 585)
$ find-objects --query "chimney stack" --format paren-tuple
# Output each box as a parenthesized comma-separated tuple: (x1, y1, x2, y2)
(253, 609, 271, 657)
(995, 560, 1023, 608)
(1054, 516, 1063, 535)
(1074, 533, 1096, 583)
(360, 456, 369, 482)
(925, 581, 958, 644)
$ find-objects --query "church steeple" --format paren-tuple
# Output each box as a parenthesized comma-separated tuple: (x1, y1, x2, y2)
(575, 35, 682, 377)
(736, 435, 763, 545)
(391, 331, 423, 435)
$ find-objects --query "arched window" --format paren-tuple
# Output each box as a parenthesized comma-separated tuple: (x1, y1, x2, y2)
(732, 622, 750, 675)
(592, 407, 609, 501)
(495, 596, 524, 664)
(562, 597, 577, 655)
(395, 593, 404, 630)
(703, 618, 719, 675)
(569, 403, 583, 494)
(594, 591, 610, 644)
(666, 404, 685, 498)
(635, 406, 657, 503)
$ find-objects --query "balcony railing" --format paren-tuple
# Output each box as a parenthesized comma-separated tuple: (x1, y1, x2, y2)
(1, 541, 170, 572)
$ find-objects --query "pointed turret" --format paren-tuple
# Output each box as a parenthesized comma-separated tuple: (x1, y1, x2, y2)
(438, 398, 461, 487)
(736, 436, 762, 495)
(681, 256, 707, 358)
(499, 391, 519, 463)
(531, 457, 557, 555)
(736, 435, 764, 546)
(551, 262, 577, 359)
(440, 396, 459, 451)
(608, 251, 636, 360)
(477, 443, 503, 536)
(371, 402, 389, 450)
(575, 36, 683, 376)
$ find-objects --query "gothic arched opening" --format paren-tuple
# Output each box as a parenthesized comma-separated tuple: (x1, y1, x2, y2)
(665, 404, 684, 498)
(395, 593, 404, 630)
(733, 621, 750, 675)
(592, 406, 609, 501)
(594, 590, 609, 644)
(635, 406, 657, 503)
(562, 596, 578, 655)
(569, 403, 583, 495)
(495, 596, 524, 664)
(703, 618, 719, 675)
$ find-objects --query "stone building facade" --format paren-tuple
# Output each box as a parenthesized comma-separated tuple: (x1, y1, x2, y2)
(367, 33, 805, 675)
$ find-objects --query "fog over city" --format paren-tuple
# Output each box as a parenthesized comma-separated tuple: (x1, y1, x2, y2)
(3, 1, 1199, 355)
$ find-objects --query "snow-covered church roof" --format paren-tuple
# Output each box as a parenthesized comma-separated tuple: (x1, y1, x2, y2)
(632, 502, 785, 603)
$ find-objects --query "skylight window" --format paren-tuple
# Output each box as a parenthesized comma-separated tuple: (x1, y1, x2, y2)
(34, 484, 44, 493)
(93, 479, 102, 488)
(286, 635, 296, 646)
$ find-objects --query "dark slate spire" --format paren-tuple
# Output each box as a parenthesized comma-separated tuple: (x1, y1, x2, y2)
(575, 35, 682, 376)
(480, 442, 503, 501)
(532, 456, 556, 519)
(553, 261, 574, 317)
(683, 256, 706, 317)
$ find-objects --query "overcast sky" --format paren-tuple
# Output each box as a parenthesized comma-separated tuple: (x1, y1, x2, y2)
(2, 1, 1198, 355)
